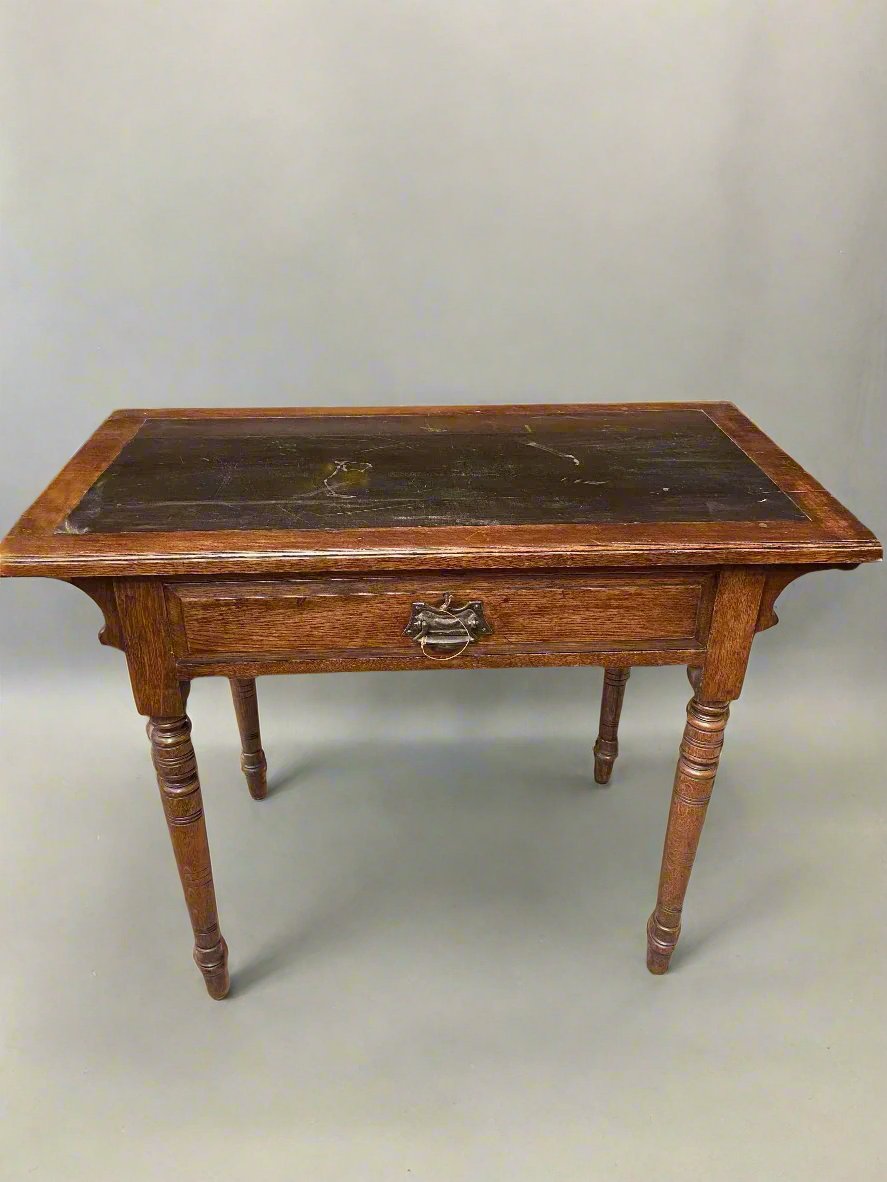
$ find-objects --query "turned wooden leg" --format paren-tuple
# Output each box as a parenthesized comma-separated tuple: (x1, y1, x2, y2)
(646, 696, 730, 974)
(148, 715, 230, 999)
(229, 677, 268, 800)
(593, 667, 631, 784)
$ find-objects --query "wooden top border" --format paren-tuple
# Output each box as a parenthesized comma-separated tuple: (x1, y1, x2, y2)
(1, 402, 881, 578)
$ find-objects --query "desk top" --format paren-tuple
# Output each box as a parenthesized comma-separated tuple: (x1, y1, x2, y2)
(1, 403, 880, 577)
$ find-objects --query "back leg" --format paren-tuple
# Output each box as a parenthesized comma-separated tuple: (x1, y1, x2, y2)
(593, 667, 631, 784)
(229, 678, 268, 800)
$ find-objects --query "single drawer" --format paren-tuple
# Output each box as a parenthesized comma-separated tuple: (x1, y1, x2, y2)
(166, 571, 713, 665)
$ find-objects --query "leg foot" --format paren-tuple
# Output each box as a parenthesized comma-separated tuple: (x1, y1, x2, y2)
(593, 667, 630, 784)
(194, 935, 230, 1000)
(646, 915, 677, 974)
(646, 696, 730, 973)
(149, 716, 230, 999)
(230, 678, 268, 800)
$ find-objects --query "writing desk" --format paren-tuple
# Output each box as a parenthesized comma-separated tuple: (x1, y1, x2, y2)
(1, 403, 880, 998)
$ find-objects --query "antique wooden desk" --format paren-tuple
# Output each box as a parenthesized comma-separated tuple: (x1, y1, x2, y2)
(1, 403, 880, 998)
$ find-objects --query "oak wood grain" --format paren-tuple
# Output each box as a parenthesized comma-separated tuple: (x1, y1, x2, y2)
(698, 568, 765, 701)
(166, 572, 711, 661)
(114, 579, 184, 716)
(593, 667, 631, 784)
(149, 715, 229, 999)
(647, 698, 730, 974)
(646, 566, 764, 973)
(0, 402, 879, 997)
(180, 644, 709, 680)
(69, 577, 126, 650)
(229, 678, 267, 800)
(1, 403, 880, 579)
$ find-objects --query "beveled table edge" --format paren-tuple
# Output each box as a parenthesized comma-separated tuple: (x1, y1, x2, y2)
(1, 402, 881, 579)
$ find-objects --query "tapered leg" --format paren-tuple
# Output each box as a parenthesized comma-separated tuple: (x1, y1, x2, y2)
(229, 677, 268, 800)
(593, 667, 630, 784)
(148, 715, 230, 999)
(646, 696, 730, 973)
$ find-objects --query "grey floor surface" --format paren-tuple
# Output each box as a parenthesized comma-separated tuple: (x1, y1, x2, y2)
(2, 661, 885, 1180)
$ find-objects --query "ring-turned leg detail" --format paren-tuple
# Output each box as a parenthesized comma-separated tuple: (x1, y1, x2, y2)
(646, 697, 730, 974)
(148, 716, 230, 999)
(229, 678, 268, 800)
(593, 667, 631, 784)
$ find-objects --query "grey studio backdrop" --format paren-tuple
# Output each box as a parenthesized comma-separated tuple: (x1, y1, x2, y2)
(1, 4, 885, 1181)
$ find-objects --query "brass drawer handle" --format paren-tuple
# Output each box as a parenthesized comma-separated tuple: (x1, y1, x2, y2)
(404, 593, 492, 661)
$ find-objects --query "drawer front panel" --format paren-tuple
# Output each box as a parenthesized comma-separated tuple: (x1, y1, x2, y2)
(167, 573, 711, 662)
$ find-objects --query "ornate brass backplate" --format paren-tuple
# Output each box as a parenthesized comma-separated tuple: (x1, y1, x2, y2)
(404, 592, 492, 656)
